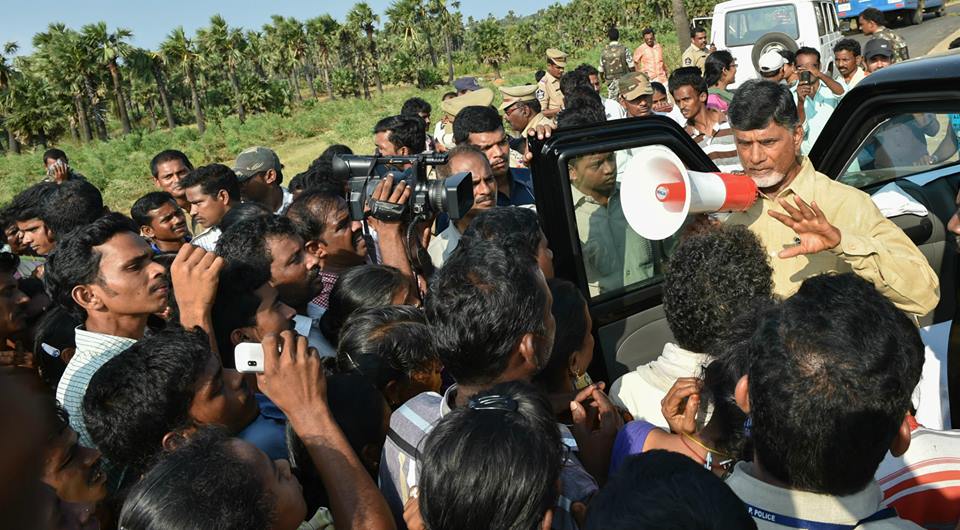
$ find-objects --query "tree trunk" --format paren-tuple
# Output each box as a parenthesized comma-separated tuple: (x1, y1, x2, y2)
(186, 66, 205, 134)
(424, 29, 438, 68)
(108, 61, 132, 135)
(69, 122, 79, 143)
(145, 98, 158, 131)
(493, 61, 502, 79)
(444, 32, 455, 83)
(322, 58, 335, 100)
(303, 59, 319, 99)
(359, 61, 371, 100)
(672, 0, 691, 52)
(85, 76, 109, 141)
(366, 32, 384, 96)
(228, 65, 246, 123)
(74, 94, 92, 143)
(153, 62, 176, 130)
(289, 72, 302, 102)
(6, 128, 19, 154)
(37, 128, 47, 149)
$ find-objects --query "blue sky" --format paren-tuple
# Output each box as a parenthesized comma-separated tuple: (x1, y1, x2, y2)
(2, 0, 551, 55)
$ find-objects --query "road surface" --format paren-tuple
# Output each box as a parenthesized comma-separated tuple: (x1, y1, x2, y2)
(849, 3, 960, 56)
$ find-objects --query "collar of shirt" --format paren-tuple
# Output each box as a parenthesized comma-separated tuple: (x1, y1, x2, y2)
(758, 156, 817, 203)
(309, 271, 339, 309)
(684, 113, 726, 142)
(275, 187, 294, 215)
(496, 168, 536, 207)
(74, 327, 138, 358)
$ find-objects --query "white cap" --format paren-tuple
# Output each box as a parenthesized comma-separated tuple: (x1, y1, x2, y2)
(758, 50, 786, 74)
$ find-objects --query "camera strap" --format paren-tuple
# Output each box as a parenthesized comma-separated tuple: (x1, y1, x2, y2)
(369, 199, 407, 221)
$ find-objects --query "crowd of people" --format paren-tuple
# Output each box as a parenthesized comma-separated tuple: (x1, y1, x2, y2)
(1, 10, 959, 530)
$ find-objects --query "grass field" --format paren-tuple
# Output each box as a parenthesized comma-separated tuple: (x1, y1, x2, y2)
(0, 36, 682, 213)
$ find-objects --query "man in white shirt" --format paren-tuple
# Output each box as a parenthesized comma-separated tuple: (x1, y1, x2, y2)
(182, 164, 241, 252)
(834, 39, 866, 94)
(233, 146, 293, 215)
(610, 225, 773, 426)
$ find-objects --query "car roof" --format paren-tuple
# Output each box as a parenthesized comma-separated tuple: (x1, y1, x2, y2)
(714, 0, 826, 10)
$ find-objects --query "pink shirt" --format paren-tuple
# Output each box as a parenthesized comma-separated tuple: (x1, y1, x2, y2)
(633, 43, 668, 84)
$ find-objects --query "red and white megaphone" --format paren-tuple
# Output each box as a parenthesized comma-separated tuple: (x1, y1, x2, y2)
(621, 145, 758, 240)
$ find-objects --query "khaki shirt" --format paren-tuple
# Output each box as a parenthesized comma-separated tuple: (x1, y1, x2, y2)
(875, 27, 910, 62)
(537, 72, 564, 112)
(725, 157, 939, 316)
(521, 112, 555, 138)
(572, 185, 655, 296)
(681, 44, 709, 73)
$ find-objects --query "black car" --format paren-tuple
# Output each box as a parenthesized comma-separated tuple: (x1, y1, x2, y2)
(529, 50, 960, 424)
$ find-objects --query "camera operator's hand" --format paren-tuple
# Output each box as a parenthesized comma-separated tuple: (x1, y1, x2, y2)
(365, 174, 412, 231)
(365, 175, 421, 302)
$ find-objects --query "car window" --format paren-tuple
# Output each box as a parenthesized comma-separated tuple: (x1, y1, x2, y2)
(837, 112, 960, 188)
(564, 146, 676, 300)
(725, 5, 800, 46)
(814, 4, 827, 36)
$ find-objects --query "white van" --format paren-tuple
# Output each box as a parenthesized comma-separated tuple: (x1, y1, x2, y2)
(709, 0, 843, 87)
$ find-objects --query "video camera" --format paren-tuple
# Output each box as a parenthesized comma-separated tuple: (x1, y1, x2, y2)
(332, 153, 474, 222)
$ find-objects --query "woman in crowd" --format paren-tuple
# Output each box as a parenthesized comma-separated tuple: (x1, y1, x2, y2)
(704, 50, 737, 111)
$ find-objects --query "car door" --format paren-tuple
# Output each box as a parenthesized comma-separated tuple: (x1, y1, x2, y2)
(529, 116, 718, 384)
(809, 56, 960, 427)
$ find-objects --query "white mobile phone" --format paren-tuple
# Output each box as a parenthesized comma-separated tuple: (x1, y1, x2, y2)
(235, 342, 265, 373)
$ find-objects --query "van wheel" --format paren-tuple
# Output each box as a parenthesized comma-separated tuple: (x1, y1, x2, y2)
(751, 32, 800, 72)
(911, 0, 924, 24)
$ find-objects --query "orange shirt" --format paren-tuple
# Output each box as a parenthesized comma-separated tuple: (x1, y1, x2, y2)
(633, 43, 668, 84)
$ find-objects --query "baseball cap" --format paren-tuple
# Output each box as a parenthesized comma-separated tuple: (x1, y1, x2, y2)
(233, 146, 282, 181)
(498, 85, 538, 111)
(546, 48, 567, 67)
(441, 88, 495, 118)
(453, 77, 482, 92)
(618, 72, 653, 100)
(864, 38, 894, 60)
(758, 50, 787, 76)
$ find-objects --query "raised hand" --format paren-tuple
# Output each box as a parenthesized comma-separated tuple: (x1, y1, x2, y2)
(660, 377, 701, 435)
(769, 196, 841, 259)
(256, 331, 327, 424)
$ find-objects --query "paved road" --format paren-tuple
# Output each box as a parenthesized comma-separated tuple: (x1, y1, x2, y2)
(848, 3, 960, 56)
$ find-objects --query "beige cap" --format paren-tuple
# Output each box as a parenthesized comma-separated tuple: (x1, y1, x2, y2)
(498, 85, 538, 111)
(546, 48, 567, 67)
(618, 72, 653, 100)
(441, 88, 495, 118)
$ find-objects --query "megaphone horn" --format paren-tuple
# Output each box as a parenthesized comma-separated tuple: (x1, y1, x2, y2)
(620, 145, 757, 241)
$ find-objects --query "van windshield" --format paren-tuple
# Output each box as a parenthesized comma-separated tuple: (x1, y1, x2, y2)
(725, 5, 799, 46)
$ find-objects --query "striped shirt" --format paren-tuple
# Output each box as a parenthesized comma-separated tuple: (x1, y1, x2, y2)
(55, 328, 138, 448)
(379, 385, 598, 530)
(876, 415, 960, 529)
(685, 113, 742, 173)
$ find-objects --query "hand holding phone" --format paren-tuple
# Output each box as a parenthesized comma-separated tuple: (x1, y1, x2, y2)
(235, 342, 265, 373)
(799, 70, 813, 85)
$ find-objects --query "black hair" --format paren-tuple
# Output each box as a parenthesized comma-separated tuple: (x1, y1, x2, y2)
(216, 215, 300, 283)
(32, 306, 80, 391)
(319, 264, 408, 345)
(704, 50, 735, 87)
(8, 182, 57, 222)
(150, 149, 194, 178)
(833, 38, 862, 56)
(130, 192, 178, 229)
(211, 262, 272, 367)
(299, 145, 354, 195)
(584, 450, 757, 530)
(400, 97, 432, 117)
(0, 251, 17, 275)
(178, 163, 240, 201)
(441, 91, 457, 100)
(533, 279, 588, 393)
(326, 372, 388, 473)
(461, 207, 543, 264)
(669, 66, 708, 96)
(435, 144, 488, 179)
(558, 103, 606, 129)
(663, 225, 772, 354)
(650, 81, 667, 95)
(419, 381, 562, 530)
(337, 305, 439, 392)
(218, 201, 272, 233)
(728, 79, 799, 130)
(288, 173, 305, 194)
(607, 27, 620, 41)
(42, 148, 68, 164)
(748, 274, 924, 495)
(778, 49, 796, 65)
(860, 7, 886, 25)
(795, 46, 821, 66)
(559, 69, 593, 98)
(284, 190, 346, 242)
(118, 427, 274, 530)
(425, 240, 547, 386)
(41, 396, 71, 444)
(692, 26, 707, 36)
(43, 213, 139, 321)
(373, 115, 425, 155)
(41, 179, 105, 238)
(83, 327, 212, 475)
(453, 106, 504, 145)
(575, 63, 599, 78)
(642, 27, 655, 36)
(534, 70, 546, 83)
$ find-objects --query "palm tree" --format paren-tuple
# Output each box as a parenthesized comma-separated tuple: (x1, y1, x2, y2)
(386, 0, 437, 67)
(160, 27, 205, 134)
(347, 3, 383, 96)
(128, 48, 176, 130)
(306, 15, 340, 100)
(469, 17, 508, 79)
(82, 22, 134, 135)
(427, 0, 460, 83)
(0, 41, 20, 153)
(202, 15, 247, 122)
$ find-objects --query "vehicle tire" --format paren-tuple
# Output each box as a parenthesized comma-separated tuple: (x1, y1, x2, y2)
(911, 0, 924, 25)
(751, 32, 800, 72)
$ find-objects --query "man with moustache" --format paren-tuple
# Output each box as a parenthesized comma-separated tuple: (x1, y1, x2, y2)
(427, 145, 499, 267)
(725, 80, 938, 317)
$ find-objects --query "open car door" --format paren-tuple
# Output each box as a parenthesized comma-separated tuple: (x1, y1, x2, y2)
(530, 115, 718, 384)
(809, 52, 960, 428)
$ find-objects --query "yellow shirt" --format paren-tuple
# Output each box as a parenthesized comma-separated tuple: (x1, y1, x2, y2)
(681, 44, 708, 73)
(537, 72, 564, 112)
(521, 112, 555, 138)
(726, 157, 939, 317)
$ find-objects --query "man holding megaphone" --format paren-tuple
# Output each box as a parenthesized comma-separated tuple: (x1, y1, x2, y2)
(724, 80, 938, 317)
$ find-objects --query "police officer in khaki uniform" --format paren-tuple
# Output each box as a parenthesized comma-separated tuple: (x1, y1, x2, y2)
(537, 48, 567, 119)
(438, 88, 495, 149)
(681, 27, 710, 74)
(499, 85, 555, 167)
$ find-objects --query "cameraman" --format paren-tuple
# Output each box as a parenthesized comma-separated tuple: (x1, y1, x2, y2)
(793, 47, 842, 155)
(374, 116, 425, 161)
